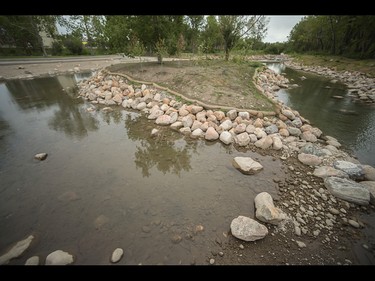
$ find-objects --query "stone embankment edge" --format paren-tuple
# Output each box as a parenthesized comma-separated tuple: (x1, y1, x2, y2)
(102, 67, 281, 117)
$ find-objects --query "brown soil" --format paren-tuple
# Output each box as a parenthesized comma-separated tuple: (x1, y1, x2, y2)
(107, 60, 275, 112)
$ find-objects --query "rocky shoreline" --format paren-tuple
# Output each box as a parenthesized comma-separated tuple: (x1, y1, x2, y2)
(74, 64, 375, 260)
(284, 57, 375, 104)
(1, 58, 375, 264)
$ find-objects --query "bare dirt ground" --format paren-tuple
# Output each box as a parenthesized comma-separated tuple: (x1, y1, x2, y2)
(1, 57, 374, 266)
(0, 55, 130, 80)
(107, 60, 274, 112)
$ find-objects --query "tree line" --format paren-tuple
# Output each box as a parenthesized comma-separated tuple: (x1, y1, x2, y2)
(0, 15, 268, 62)
(287, 15, 375, 59)
(2, 15, 374, 60)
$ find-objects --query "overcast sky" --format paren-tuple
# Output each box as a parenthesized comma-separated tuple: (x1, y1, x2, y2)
(263, 16, 305, 43)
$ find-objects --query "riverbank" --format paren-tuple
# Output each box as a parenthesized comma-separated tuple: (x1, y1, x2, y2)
(283, 55, 375, 104)
(1, 57, 374, 265)
(74, 61, 375, 264)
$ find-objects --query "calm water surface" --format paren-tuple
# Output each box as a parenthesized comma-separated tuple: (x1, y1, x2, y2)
(267, 63, 375, 167)
(0, 73, 285, 264)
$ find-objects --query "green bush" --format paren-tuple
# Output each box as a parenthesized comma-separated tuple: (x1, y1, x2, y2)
(51, 41, 63, 56)
(63, 38, 83, 55)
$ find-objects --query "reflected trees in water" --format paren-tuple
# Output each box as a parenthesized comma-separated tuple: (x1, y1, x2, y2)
(124, 113, 196, 177)
(5, 76, 99, 139)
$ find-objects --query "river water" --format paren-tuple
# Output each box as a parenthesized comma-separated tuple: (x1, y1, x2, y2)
(267, 63, 375, 167)
(0, 73, 285, 264)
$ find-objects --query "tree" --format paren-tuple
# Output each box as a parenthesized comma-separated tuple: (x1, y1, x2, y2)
(0, 15, 59, 56)
(104, 16, 184, 64)
(185, 15, 204, 53)
(202, 16, 223, 54)
(218, 16, 268, 61)
(60, 15, 107, 52)
(288, 15, 375, 59)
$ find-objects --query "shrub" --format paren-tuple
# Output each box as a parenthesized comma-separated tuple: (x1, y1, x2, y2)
(51, 41, 63, 56)
(63, 38, 83, 55)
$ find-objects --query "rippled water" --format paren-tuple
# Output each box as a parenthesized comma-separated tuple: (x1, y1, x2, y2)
(267, 63, 375, 167)
(0, 73, 285, 264)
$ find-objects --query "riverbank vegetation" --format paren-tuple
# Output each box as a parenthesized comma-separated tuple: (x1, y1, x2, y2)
(1, 15, 374, 72)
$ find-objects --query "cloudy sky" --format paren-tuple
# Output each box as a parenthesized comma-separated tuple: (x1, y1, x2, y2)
(263, 16, 305, 43)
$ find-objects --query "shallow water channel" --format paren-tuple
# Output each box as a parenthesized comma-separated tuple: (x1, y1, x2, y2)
(267, 63, 375, 167)
(0, 73, 285, 264)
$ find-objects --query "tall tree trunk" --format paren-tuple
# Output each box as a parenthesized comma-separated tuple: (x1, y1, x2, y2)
(30, 17, 48, 56)
(225, 47, 229, 61)
(329, 16, 336, 55)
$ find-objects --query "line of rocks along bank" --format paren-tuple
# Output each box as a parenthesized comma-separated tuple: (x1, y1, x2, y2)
(76, 64, 375, 264)
(284, 57, 375, 104)
(77, 65, 375, 203)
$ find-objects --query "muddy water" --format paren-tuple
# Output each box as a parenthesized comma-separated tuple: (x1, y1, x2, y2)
(0, 74, 285, 265)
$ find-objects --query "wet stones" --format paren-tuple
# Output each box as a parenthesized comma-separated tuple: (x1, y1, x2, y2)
(232, 157, 263, 175)
(254, 192, 287, 225)
(298, 153, 322, 166)
(230, 216, 268, 242)
(25, 256, 40, 265)
(45, 250, 74, 265)
(111, 248, 124, 263)
(0, 235, 34, 265)
(313, 166, 348, 179)
(34, 152, 48, 161)
(324, 177, 370, 206)
(333, 160, 364, 180)
(359, 181, 375, 205)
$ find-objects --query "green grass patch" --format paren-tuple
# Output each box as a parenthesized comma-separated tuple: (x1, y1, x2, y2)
(291, 54, 375, 77)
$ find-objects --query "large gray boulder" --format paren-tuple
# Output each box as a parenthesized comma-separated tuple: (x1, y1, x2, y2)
(230, 216, 268, 242)
(333, 160, 364, 180)
(324, 177, 370, 205)
(359, 181, 375, 205)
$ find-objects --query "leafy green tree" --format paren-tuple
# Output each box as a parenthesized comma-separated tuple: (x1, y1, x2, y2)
(104, 16, 184, 63)
(218, 15, 269, 61)
(0, 15, 59, 56)
(287, 15, 375, 59)
(185, 15, 204, 53)
(202, 16, 223, 54)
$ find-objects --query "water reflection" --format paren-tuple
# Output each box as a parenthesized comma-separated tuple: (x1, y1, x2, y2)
(0, 74, 286, 265)
(124, 113, 194, 177)
(48, 106, 99, 139)
(268, 63, 375, 166)
(3, 75, 99, 140)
